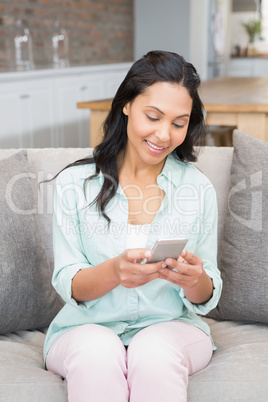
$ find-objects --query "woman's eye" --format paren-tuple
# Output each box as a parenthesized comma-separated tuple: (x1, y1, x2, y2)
(146, 114, 158, 122)
(173, 123, 184, 129)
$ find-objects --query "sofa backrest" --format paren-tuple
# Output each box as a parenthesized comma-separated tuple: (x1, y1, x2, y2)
(0, 146, 233, 272)
(193, 146, 234, 251)
(0, 148, 93, 273)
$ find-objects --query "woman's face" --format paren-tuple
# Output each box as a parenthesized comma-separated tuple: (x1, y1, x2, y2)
(123, 81, 193, 167)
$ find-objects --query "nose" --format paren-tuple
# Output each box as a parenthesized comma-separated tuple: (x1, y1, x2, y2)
(155, 123, 170, 143)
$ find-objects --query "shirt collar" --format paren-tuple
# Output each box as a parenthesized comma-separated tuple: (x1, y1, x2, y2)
(157, 153, 185, 189)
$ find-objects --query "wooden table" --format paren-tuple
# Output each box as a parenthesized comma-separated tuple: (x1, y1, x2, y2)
(77, 77, 268, 147)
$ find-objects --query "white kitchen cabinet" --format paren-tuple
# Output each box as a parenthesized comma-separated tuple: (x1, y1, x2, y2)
(55, 68, 128, 148)
(20, 80, 55, 148)
(0, 79, 55, 148)
(0, 83, 21, 148)
(103, 69, 128, 97)
(252, 58, 268, 76)
(0, 63, 131, 148)
(55, 77, 88, 147)
(54, 75, 100, 148)
(228, 58, 268, 77)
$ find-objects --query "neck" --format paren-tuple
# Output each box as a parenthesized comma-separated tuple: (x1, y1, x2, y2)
(118, 149, 166, 183)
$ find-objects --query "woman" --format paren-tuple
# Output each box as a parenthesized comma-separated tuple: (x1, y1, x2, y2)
(44, 50, 222, 402)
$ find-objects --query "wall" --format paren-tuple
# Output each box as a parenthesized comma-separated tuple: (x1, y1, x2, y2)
(0, 0, 134, 72)
(189, 0, 210, 80)
(230, 1, 268, 56)
(232, 0, 257, 12)
(134, 0, 191, 61)
(230, 11, 258, 54)
(134, 0, 212, 80)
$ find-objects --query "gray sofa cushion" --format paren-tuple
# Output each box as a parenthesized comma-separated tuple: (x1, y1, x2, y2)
(188, 318, 268, 401)
(193, 146, 233, 252)
(0, 151, 61, 334)
(207, 130, 268, 323)
(0, 329, 67, 402)
(1, 318, 268, 402)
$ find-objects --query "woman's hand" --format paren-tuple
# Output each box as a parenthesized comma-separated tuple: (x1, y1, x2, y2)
(113, 248, 163, 288)
(159, 249, 214, 304)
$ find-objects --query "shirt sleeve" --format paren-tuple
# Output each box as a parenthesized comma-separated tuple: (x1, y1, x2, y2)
(179, 181, 222, 315)
(52, 170, 97, 308)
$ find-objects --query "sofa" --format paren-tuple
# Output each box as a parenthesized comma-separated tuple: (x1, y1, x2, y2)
(0, 129, 268, 402)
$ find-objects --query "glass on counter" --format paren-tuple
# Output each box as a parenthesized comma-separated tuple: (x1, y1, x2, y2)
(13, 19, 35, 71)
(52, 20, 70, 68)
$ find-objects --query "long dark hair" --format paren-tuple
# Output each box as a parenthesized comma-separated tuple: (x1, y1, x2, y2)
(56, 50, 206, 223)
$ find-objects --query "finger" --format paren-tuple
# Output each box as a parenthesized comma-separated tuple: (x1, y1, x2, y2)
(126, 248, 152, 262)
(177, 254, 189, 265)
(179, 249, 202, 266)
(134, 261, 163, 275)
(161, 250, 189, 270)
(138, 271, 161, 283)
(162, 258, 182, 271)
(162, 257, 190, 275)
(159, 268, 187, 285)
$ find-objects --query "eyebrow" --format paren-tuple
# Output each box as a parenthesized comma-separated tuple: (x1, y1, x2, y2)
(146, 106, 190, 118)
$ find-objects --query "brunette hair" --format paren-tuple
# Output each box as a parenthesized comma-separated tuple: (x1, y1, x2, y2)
(55, 50, 206, 222)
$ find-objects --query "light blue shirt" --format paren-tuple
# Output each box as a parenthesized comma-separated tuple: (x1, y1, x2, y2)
(43, 153, 222, 361)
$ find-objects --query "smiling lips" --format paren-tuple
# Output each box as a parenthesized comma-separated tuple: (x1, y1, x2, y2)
(145, 140, 167, 154)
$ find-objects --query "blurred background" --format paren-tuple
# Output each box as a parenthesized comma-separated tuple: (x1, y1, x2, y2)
(0, 0, 268, 149)
(0, 0, 133, 71)
(0, 0, 267, 78)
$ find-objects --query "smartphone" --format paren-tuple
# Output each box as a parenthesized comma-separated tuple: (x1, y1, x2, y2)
(148, 238, 188, 263)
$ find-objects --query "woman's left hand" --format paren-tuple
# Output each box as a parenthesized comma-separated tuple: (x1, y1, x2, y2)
(159, 249, 213, 304)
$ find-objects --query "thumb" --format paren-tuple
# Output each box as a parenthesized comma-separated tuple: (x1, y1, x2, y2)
(180, 249, 198, 265)
(127, 248, 152, 262)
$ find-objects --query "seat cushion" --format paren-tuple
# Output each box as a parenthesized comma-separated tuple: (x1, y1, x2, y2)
(188, 318, 268, 401)
(0, 330, 67, 402)
(1, 318, 268, 402)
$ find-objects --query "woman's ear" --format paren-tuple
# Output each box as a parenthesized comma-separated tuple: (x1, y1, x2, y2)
(123, 103, 129, 116)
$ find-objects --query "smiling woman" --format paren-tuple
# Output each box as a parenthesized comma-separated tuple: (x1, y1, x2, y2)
(44, 50, 222, 402)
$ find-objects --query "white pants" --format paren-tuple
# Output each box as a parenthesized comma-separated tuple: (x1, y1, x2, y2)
(46, 321, 213, 402)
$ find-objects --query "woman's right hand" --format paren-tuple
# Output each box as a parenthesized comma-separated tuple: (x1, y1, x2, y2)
(113, 249, 163, 288)
(72, 249, 163, 303)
